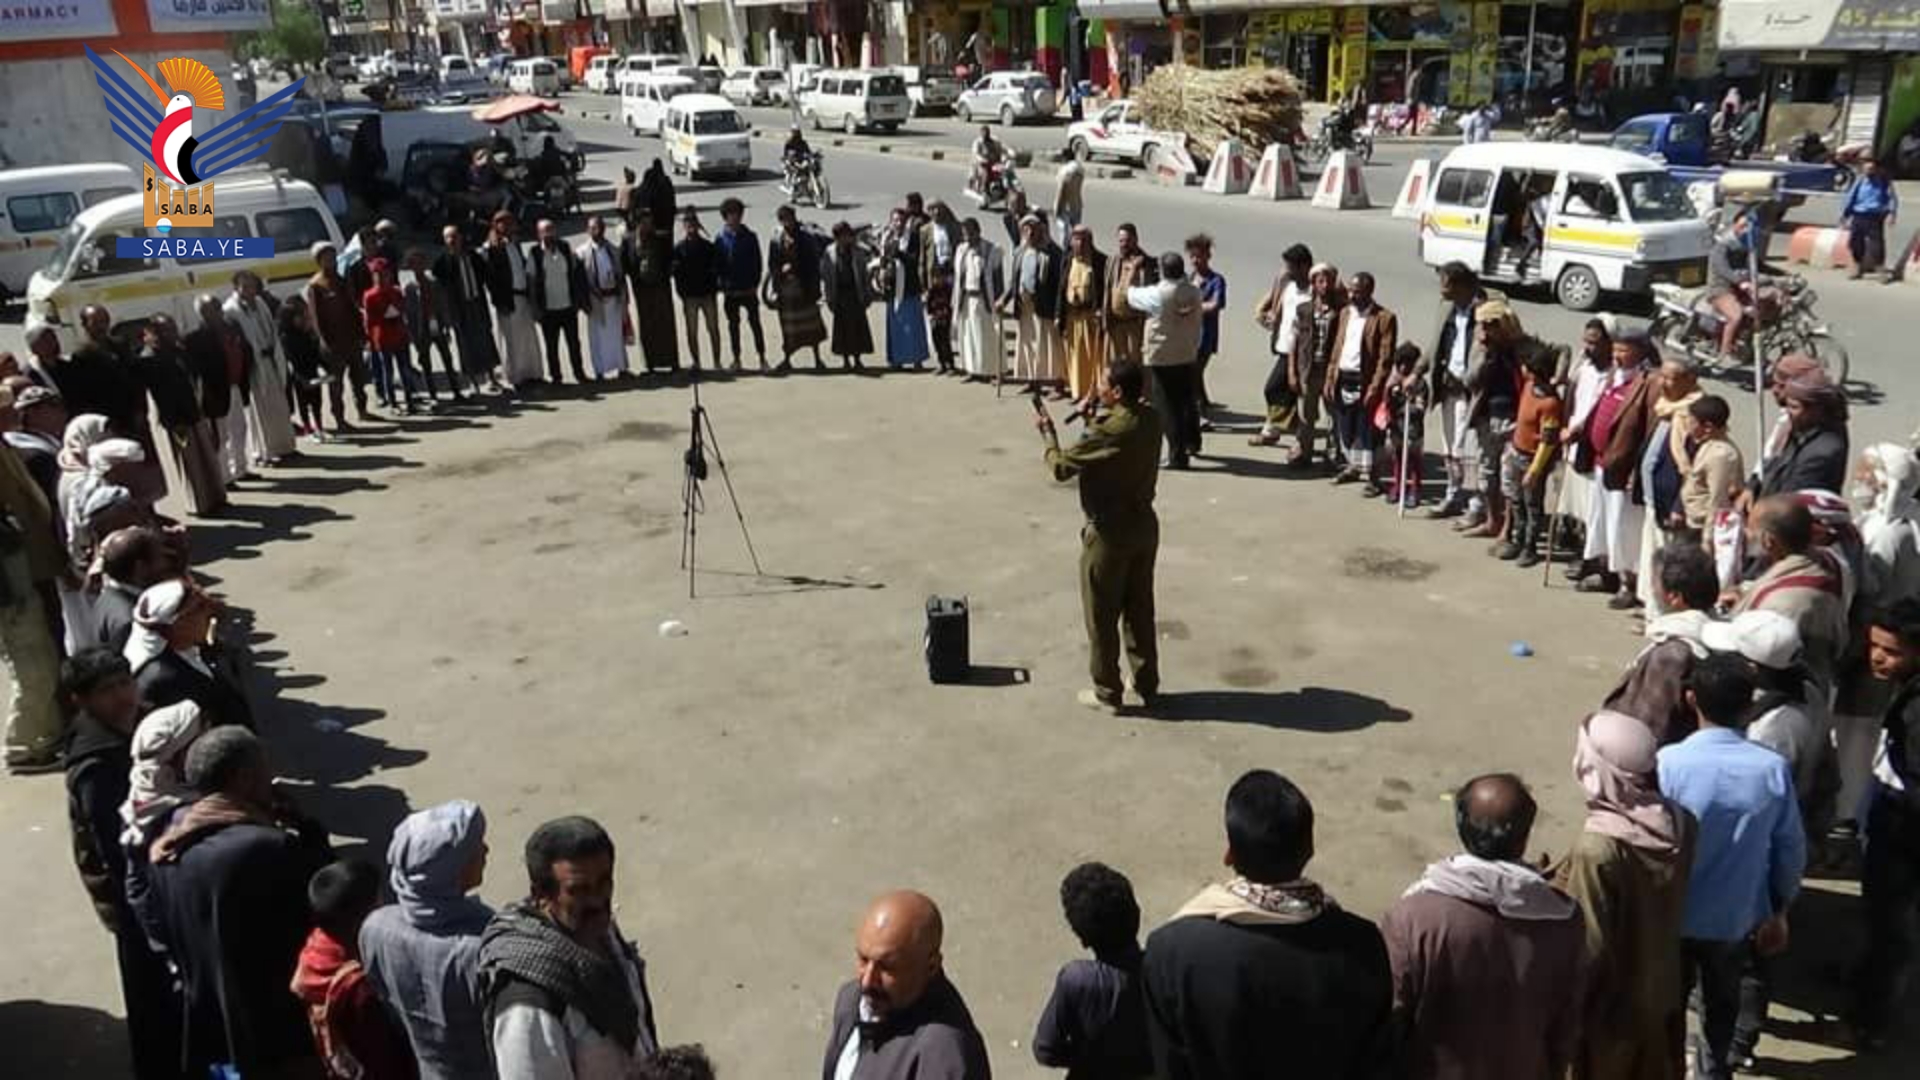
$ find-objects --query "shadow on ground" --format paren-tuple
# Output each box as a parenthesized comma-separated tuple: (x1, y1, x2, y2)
(0, 999, 129, 1077)
(1146, 686, 1413, 731)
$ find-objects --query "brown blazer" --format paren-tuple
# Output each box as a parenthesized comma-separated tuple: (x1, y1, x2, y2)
(1599, 366, 1661, 493)
(1334, 304, 1400, 399)
(1103, 250, 1158, 326)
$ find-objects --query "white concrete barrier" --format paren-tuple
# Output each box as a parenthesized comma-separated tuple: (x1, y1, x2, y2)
(1247, 144, 1303, 200)
(1201, 138, 1251, 195)
(1390, 158, 1433, 220)
(1311, 150, 1370, 210)
(1143, 141, 1199, 187)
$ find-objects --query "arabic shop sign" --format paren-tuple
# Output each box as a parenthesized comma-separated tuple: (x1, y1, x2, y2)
(148, 0, 272, 30)
(0, 0, 118, 41)
(1720, 0, 1920, 51)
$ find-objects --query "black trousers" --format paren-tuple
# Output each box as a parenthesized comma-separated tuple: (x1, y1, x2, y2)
(723, 292, 767, 362)
(1683, 936, 1751, 1080)
(1849, 213, 1889, 273)
(1150, 364, 1202, 465)
(113, 906, 182, 1080)
(415, 334, 462, 396)
(539, 309, 586, 383)
(1855, 787, 1920, 1033)
(930, 318, 954, 369)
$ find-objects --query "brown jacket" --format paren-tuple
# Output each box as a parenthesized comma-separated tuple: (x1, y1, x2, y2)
(0, 442, 61, 584)
(1599, 367, 1660, 493)
(1335, 303, 1400, 398)
(1104, 250, 1157, 326)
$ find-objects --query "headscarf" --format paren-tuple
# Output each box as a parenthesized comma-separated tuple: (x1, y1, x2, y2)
(124, 578, 189, 672)
(57, 414, 110, 472)
(78, 483, 132, 524)
(119, 700, 208, 844)
(1860, 443, 1920, 542)
(87, 438, 145, 473)
(1574, 710, 1681, 854)
(388, 800, 494, 934)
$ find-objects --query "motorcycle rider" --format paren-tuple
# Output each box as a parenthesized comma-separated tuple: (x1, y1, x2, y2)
(971, 124, 1006, 195)
(783, 125, 815, 191)
(1706, 210, 1761, 363)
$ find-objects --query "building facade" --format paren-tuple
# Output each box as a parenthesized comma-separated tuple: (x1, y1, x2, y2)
(0, 0, 256, 168)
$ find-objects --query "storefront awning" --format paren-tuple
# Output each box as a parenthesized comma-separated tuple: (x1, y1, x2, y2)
(1720, 0, 1920, 52)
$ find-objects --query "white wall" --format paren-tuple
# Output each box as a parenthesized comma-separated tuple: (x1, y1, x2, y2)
(0, 49, 234, 171)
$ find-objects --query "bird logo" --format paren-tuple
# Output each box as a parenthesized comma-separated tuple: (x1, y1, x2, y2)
(83, 44, 304, 232)
(114, 52, 225, 186)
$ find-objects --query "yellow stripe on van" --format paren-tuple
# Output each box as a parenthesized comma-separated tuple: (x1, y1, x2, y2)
(1430, 212, 1476, 231)
(1547, 226, 1636, 250)
(54, 254, 321, 312)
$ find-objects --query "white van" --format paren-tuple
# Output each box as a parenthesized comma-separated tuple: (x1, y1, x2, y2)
(25, 175, 345, 332)
(508, 58, 561, 96)
(802, 69, 911, 134)
(664, 95, 752, 179)
(621, 73, 698, 137)
(1418, 142, 1710, 310)
(585, 54, 620, 94)
(0, 163, 139, 301)
(357, 106, 579, 185)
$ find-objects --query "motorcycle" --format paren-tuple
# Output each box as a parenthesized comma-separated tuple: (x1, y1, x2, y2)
(964, 159, 1022, 209)
(1649, 272, 1849, 387)
(779, 150, 831, 208)
(1295, 112, 1374, 168)
(1525, 116, 1579, 143)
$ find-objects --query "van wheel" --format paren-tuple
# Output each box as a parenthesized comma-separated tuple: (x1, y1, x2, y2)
(843, 113, 857, 136)
(809, 110, 821, 132)
(1070, 137, 1091, 162)
(1555, 265, 1602, 311)
(999, 104, 1014, 127)
(957, 103, 972, 124)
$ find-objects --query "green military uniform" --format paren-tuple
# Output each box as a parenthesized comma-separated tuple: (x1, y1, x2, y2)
(1044, 399, 1162, 706)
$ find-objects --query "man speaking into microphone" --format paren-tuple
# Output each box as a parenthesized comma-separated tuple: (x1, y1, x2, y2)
(1036, 360, 1163, 714)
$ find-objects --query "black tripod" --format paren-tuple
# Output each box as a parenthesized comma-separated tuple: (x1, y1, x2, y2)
(679, 374, 762, 598)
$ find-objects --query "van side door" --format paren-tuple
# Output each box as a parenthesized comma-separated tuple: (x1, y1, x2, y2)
(1421, 164, 1495, 270)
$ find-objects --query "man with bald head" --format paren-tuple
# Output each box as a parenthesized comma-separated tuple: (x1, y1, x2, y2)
(1382, 773, 1587, 1079)
(1733, 496, 1848, 694)
(821, 890, 990, 1080)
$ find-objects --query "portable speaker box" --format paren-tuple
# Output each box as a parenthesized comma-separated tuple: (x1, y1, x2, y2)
(925, 595, 971, 683)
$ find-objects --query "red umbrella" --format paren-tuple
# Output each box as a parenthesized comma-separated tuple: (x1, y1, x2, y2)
(471, 95, 562, 124)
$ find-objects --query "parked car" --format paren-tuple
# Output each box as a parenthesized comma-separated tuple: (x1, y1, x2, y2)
(0, 163, 138, 302)
(801, 69, 910, 134)
(509, 58, 562, 97)
(440, 55, 475, 81)
(480, 54, 513, 86)
(956, 71, 1057, 126)
(545, 56, 574, 90)
(585, 55, 621, 94)
(1610, 112, 1853, 199)
(325, 53, 356, 81)
(895, 65, 963, 117)
(658, 64, 723, 95)
(1065, 98, 1178, 165)
(722, 67, 788, 107)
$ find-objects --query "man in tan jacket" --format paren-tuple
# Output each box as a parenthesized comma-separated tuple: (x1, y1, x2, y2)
(0, 424, 66, 773)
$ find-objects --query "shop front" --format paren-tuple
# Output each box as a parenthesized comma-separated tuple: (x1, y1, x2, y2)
(1721, 0, 1920, 172)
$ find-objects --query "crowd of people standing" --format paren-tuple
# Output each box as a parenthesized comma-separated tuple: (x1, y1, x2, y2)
(3, 150, 1920, 1079)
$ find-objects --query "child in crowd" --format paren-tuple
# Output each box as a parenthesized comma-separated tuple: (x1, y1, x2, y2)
(276, 295, 330, 442)
(1679, 394, 1745, 545)
(359, 257, 415, 415)
(292, 859, 416, 1080)
(1379, 343, 1427, 511)
(1499, 344, 1564, 568)
(637, 1045, 718, 1080)
(1032, 862, 1153, 1079)
(1187, 233, 1226, 425)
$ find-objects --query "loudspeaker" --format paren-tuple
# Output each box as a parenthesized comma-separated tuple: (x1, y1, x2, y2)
(925, 595, 971, 684)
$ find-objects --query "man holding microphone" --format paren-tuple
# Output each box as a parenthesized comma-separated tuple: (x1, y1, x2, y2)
(1035, 360, 1163, 713)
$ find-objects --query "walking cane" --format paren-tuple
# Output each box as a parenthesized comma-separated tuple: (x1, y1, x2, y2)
(1397, 394, 1412, 521)
(1541, 452, 1572, 587)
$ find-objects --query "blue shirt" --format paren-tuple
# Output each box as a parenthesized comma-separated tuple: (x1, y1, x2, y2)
(1658, 727, 1806, 942)
(1841, 175, 1898, 219)
(1194, 270, 1225, 358)
(714, 223, 763, 293)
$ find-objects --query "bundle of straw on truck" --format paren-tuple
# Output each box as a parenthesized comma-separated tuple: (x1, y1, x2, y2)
(1132, 64, 1306, 162)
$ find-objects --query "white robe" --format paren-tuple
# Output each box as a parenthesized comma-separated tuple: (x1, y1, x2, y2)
(954, 243, 1000, 378)
(224, 294, 296, 461)
(1583, 479, 1645, 574)
(579, 240, 628, 377)
(493, 244, 544, 385)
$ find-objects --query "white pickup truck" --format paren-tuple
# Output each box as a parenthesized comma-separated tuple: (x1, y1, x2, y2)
(1064, 99, 1182, 166)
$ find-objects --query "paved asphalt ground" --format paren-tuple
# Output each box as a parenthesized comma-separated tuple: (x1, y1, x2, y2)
(0, 88, 1913, 1076)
